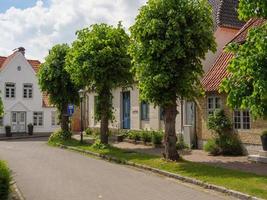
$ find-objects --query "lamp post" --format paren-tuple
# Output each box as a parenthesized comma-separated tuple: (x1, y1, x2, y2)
(79, 89, 85, 143)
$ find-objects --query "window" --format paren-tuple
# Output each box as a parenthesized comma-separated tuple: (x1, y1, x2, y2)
(51, 111, 58, 126)
(141, 101, 149, 120)
(33, 112, 43, 126)
(207, 96, 221, 115)
(160, 107, 164, 120)
(5, 83, 15, 98)
(0, 117, 3, 126)
(234, 110, 251, 130)
(23, 84, 33, 98)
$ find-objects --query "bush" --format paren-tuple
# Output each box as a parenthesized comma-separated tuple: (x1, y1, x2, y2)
(141, 131, 152, 143)
(92, 139, 109, 150)
(218, 135, 243, 156)
(85, 128, 93, 135)
(48, 129, 72, 143)
(152, 131, 163, 145)
(207, 109, 232, 134)
(0, 161, 11, 200)
(127, 130, 141, 142)
(204, 139, 221, 156)
(176, 134, 189, 150)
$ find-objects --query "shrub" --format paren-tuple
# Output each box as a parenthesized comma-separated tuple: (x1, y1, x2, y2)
(48, 129, 72, 143)
(176, 134, 189, 150)
(152, 131, 163, 145)
(204, 139, 221, 156)
(127, 130, 141, 142)
(218, 134, 244, 156)
(141, 130, 152, 143)
(207, 109, 232, 134)
(0, 161, 11, 200)
(262, 130, 267, 136)
(92, 139, 109, 150)
(85, 128, 93, 135)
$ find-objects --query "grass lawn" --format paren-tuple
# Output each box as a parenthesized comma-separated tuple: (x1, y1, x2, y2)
(50, 138, 267, 199)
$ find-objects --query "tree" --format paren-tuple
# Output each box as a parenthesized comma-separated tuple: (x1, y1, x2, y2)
(129, 0, 216, 160)
(220, 3, 267, 118)
(66, 23, 132, 144)
(38, 44, 79, 133)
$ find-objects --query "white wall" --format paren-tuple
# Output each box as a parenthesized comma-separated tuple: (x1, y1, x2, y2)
(0, 52, 59, 134)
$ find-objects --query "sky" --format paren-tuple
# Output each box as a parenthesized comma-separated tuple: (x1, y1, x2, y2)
(0, 0, 147, 60)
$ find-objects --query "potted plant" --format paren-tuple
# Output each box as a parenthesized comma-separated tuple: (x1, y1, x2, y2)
(261, 131, 267, 151)
(28, 123, 34, 135)
(5, 125, 11, 137)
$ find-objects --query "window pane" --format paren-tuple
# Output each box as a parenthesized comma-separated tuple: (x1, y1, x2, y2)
(141, 101, 149, 120)
(234, 110, 241, 129)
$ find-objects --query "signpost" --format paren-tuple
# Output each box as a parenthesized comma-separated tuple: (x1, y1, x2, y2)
(67, 104, 75, 116)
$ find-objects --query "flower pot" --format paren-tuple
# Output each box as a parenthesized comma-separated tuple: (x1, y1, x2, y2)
(5, 126, 12, 137)
(261, 135, 267, 151)
(28, 124, 34, 135)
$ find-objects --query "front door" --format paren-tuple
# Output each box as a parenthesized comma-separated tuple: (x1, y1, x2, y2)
(11, 112, 26, 133)
(122, 92, 130, 129)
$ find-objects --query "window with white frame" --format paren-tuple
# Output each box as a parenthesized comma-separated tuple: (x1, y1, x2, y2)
(33, 112, 43, 126)
(207, 96, 221, 115)
(23, 84, 33, 98)
(51, 111, 58, 126)
(5, 83, 15, 98)
(141, 101, 149, 120)
(234, 110, 251, 129)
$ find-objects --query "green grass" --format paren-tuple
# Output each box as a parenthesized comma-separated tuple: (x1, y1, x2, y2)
(0, 160, 11, 200)
(49, 139, 267, 199)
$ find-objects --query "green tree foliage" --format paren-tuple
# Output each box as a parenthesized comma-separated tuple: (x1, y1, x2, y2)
(238, 0, 267, 20)
(38, 44, 79, 132)
(129, 0, 216, 161)
(220, 23, 267, 118)
(66, 23, 132, 144)
(0, 96, 3, 117)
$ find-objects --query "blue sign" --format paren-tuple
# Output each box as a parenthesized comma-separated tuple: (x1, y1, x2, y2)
(68, 104, 75, 116)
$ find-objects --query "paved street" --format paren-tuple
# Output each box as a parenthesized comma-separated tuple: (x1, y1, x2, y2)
(0, 138, 235, 200)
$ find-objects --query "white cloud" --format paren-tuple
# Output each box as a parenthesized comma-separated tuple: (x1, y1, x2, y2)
(0, 0, 147, 60)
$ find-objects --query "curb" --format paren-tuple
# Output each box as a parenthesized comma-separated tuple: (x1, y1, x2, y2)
(10, 180, 25, 200)
(57, 143, 263, 200)
(0, 134, 50, 141)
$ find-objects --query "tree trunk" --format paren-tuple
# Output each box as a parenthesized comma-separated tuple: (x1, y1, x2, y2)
(99, 88, 110, 145)
(61, 103, 69, 133)
(164, 104, 179, 161)
(100, 112, 109, 144)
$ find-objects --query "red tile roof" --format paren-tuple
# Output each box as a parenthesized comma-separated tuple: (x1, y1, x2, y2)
(0, 52, 41, 72)
(42, 93, 54, 108)
(202, 18, 266, 92)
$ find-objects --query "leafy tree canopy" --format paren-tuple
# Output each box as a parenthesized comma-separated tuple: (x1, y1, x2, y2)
(38, 44, 79, 117)
(129, 0, 216, 107)
(238, 0, 267, 20)
(220, 23, 267, 118)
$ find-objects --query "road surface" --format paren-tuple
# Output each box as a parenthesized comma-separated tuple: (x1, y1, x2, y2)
(0, 138, 235, 200)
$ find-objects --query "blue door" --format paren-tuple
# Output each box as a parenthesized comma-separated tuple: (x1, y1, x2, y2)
(122, 92, 130, 129)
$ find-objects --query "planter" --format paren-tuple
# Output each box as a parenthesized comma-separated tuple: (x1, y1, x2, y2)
(5, 126, 12, 137)
(261, 135, 267, 151)
(116, 135, 124, 142)
(28, 124, 34, 135)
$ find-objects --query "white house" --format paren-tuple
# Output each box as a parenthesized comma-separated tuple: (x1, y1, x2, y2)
(0, 47, 59, 134)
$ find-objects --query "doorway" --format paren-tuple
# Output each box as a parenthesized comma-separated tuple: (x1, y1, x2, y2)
(11, 112, 26, 133)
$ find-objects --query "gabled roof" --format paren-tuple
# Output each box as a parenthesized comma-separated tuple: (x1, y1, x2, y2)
(0, 51, 41, 73)
(202, 18, 266, 92)
(209, 0, 246, 29)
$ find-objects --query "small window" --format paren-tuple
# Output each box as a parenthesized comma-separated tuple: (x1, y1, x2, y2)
(0, 117, 3, 126)
(160, 107, 164, 121)
(234, 110, 251, 130)
(33, 112, 43, 126)
(141, 101, 149, 120)
(5, 83, 15, 98)
(23, 84, 33, 98)
(51, 111, 58, 126)
(207, 96, 221, 115)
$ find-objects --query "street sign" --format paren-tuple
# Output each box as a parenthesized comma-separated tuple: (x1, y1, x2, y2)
(68, 104, 75, 116)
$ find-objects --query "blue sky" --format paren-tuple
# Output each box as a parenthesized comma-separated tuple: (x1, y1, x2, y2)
(0, 0, 49, 12)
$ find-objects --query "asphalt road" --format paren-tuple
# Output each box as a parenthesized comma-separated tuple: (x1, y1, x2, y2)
(0, 138, 235, 200)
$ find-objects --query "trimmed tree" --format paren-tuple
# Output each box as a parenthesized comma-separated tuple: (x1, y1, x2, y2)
(129, 0, 216, 160)
(66, 23, 132, 144)
(220, 3, 267, 118)
(38, 44, 79, 133)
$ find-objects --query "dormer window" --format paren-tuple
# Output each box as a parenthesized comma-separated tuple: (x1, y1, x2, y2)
(5, 83, 15, 98)
(23, 84, 33, 99)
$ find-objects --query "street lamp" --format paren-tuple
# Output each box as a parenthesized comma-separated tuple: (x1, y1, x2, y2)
(79, 89, 85, 143)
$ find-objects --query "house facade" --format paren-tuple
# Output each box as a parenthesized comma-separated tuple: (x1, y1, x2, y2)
(0, 47, 59, 134)
(197, 19, 267, 152)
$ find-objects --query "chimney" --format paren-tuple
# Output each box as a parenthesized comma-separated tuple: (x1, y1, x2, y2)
(18, 47, 25, 56)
